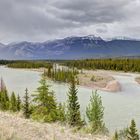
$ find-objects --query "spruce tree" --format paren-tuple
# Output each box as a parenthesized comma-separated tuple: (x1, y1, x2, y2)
(23, 88, 30, 119)
(5, 90, 10, 110)
(32, 74, 57, 122)
(127, 119, 139, 140)
(86, 90, 106, 133)
(0, 90, 9, 110)
(17, 94, 21, 111)
(10, 92, 17, 112)
(67, 76, 82, 127)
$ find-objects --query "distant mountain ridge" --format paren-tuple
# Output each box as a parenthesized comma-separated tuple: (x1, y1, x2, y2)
(0, 35, 140, 60)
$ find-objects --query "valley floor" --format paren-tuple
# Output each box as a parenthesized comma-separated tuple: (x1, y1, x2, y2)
(0, 111, 109, 140)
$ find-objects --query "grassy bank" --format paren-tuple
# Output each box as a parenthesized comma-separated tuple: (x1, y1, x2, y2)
(0, 111, 109, 140)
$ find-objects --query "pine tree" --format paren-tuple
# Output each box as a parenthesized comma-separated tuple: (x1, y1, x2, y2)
(23, 88, 30, 119)
(10, 92, 17, 112)
(86, 90, 106, 133)
(32, 74, 57, 122)
(17, 94, 21, 111)
(127, 119, 139, 140)
(67, 76, 82, 127)
(0, 90, 9, 110)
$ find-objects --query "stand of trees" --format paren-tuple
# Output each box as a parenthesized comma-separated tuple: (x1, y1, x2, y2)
(7, 61, 53, 69)
(63, 59, 140, 72)
(0, 90, 21, 112)
(45, 67, 79, 84)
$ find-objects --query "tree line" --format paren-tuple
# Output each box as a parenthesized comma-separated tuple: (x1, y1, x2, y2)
(7, 61, 53, 69)
(0, 60, 14, 65)
(63, 59, 140, 72)
(0, 74, 139, 140)
(0, 60, 53, 69)
(1, 59, 140, 72)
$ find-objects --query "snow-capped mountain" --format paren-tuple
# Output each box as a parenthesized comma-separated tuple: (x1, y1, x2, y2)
(0, 35, 140, 59)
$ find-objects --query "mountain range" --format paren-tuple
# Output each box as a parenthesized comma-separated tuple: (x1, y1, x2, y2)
(0, 35, 140, 60)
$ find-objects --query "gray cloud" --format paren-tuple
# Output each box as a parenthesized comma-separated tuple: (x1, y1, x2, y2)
(0, 0, 139, 43)
(51, 0, 131, 24)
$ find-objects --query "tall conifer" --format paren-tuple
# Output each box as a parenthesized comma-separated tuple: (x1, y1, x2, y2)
(32, 73, 57, 122)
(17, 94, 21, 111)
(23, 88, 30, 118)
(67, 76, 82, 127)
(127, 119, 139, 140)
(10, 92, 17, 112)
(0, 90, 9, 110)
(86, 90, 106, 133)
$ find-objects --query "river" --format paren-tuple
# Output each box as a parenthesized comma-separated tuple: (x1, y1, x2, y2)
(0, 66, 140, 133)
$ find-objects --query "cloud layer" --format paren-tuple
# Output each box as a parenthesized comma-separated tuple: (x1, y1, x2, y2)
(0, 0, 140, 43)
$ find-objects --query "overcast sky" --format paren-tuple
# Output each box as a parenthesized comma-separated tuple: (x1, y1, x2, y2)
(0, 0, 140, 43)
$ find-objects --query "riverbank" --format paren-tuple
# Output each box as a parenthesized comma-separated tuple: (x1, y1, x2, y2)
(5, 66, 140, 92)
(0, 111, 109, 140)
(5, 66, 127, 92)
(13, 67, 119, 92)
